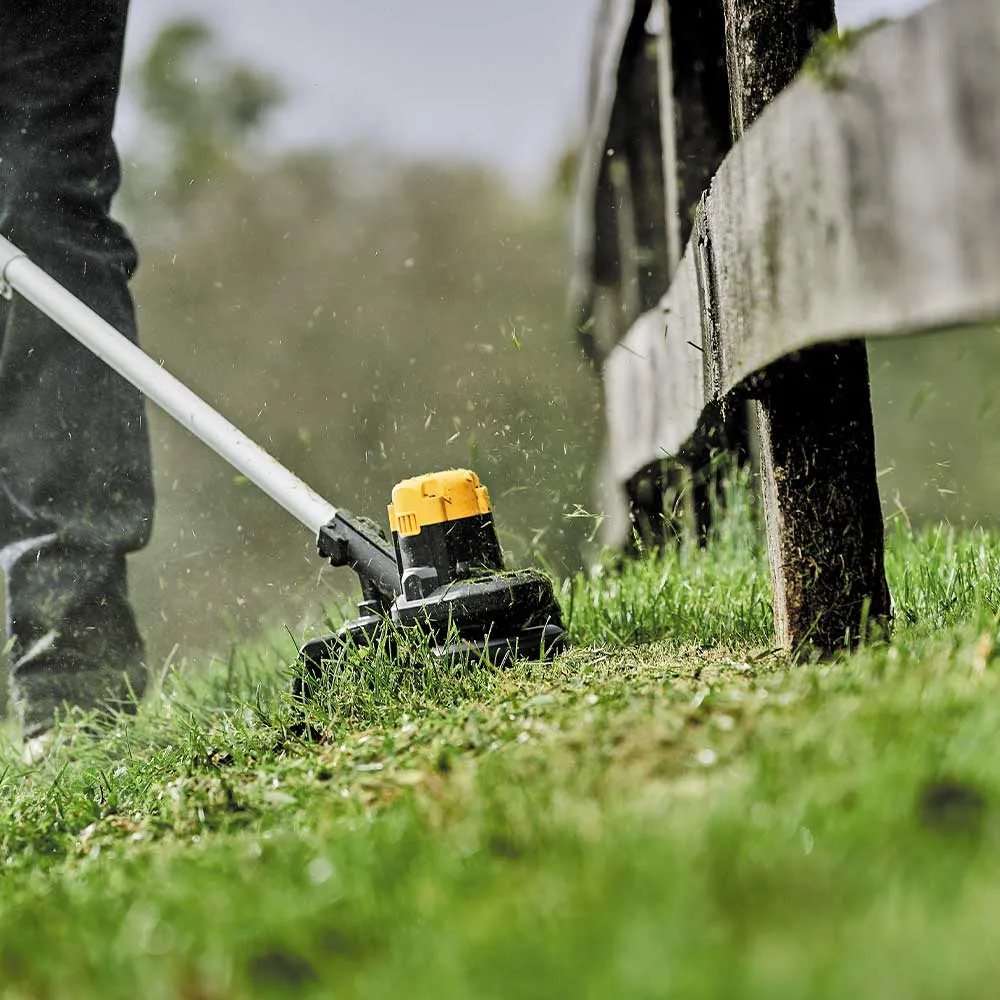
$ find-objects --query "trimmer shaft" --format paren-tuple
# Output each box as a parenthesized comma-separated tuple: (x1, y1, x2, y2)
(299, 469, 565, 675)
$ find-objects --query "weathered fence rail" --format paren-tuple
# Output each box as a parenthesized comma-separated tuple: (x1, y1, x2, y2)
(579, 0, 1000, 652)
(605, 0, 1000, 479)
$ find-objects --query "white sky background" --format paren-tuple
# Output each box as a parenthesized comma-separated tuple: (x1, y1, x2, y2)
(118, 0, 931, 190)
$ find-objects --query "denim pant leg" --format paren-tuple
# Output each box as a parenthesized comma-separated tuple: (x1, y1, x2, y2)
(0, 0, 155, 735)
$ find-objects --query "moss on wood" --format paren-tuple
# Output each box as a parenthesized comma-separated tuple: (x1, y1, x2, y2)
(803, 19, 893, 90)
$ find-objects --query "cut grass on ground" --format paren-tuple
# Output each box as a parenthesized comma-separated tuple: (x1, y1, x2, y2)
(2, 491, 1000, 998)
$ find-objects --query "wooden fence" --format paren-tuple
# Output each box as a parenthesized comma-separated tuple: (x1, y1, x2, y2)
(575, 0, 1000, 652)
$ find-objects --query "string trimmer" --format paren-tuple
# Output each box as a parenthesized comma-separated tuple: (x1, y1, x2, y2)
(0, 236, 566, 683)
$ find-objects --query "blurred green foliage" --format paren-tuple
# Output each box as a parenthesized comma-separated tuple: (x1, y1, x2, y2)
(125, 18, 284, 211)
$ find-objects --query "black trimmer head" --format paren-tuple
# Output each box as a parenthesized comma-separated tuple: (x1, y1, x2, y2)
(298, 470, 565, 681)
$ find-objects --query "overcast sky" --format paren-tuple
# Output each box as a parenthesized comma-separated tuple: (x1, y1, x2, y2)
(118, 0, 929, 190)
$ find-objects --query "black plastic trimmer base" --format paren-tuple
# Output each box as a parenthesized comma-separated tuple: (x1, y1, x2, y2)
(298, 617, 564, 674)
(295, 568, 566, 696)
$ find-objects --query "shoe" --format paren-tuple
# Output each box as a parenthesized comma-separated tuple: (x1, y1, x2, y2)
(22, 730, 54, 765)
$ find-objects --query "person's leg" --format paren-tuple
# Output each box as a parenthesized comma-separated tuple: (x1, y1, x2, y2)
(0, 0, 154, 737)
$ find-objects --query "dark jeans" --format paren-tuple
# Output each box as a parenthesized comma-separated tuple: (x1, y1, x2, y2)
(0, 0, 154, 736)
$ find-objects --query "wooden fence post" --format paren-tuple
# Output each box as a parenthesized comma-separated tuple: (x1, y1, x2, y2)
(615, 10, 683, 551)
(721, 0, 891, 652)
(601, 2, 735, 551)
(655, 0, 750, 539)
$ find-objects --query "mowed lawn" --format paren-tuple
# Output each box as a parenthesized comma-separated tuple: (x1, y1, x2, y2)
(2, 487, 1000, 999)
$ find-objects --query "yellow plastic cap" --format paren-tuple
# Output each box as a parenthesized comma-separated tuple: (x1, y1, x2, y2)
(387, 468, 492, 537)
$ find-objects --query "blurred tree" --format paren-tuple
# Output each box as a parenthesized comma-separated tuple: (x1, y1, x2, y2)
(123, 18, 284, 216)
(551, 144, 580, 200)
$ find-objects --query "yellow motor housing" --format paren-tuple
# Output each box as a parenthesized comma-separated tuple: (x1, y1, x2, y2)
(385, 468, 504, 601)
(388, 468, 492, 538)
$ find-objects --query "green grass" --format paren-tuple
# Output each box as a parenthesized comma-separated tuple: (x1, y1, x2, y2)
(3, 488, 1000, 998)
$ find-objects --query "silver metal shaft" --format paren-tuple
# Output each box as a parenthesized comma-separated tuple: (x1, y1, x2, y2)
(0, 235, 338, 535)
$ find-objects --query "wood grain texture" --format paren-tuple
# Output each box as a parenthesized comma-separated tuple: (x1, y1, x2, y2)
(568, 0, 649, 344)
(724, 0, 889, 654)
(753, 342, 890, 649)
(605, 0, 1000, 481)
